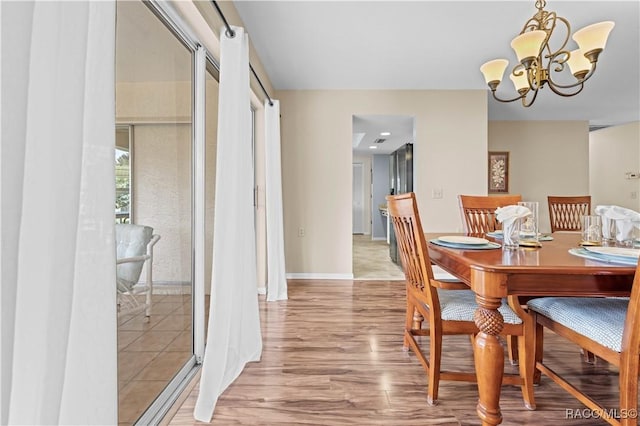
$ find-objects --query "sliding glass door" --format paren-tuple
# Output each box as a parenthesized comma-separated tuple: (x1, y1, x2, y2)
(115, 1, 197, 423)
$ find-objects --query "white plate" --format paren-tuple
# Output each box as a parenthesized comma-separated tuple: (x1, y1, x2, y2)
(438, 235, 489, 245)
(584, 246, 640, 259)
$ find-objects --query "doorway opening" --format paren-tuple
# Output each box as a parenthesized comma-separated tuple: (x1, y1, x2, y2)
(351, 114, 415, 280)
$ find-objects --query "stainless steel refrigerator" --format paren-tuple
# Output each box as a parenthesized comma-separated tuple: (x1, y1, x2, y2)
(389, 143, 413, 264)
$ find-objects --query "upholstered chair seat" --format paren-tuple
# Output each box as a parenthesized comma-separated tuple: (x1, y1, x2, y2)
(528, 297, 629, 352)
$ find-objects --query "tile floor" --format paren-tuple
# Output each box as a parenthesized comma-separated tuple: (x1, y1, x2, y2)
(352, 234, 404, 280)
(118, 293, 195, 425)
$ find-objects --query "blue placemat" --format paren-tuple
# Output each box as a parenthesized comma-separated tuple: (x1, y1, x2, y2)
(486, 231, 553, 241)
(430, 238, 501, 250)
(568, 247, 638, 266)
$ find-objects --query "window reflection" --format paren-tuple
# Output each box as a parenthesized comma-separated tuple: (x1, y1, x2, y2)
(115, 125, 131, 223)
(115, 0, 194, 423)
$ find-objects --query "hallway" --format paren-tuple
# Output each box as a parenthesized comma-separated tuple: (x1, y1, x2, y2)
(352, 234, 404, 280)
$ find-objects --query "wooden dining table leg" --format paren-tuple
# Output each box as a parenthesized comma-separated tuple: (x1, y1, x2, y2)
(473, 294, 505, 426)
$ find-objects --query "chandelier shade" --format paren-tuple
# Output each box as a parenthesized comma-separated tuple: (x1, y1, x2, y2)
(480, 0, 614, 107)
(572, 21, 615, 57)
(480, 59, 509, 85)
(566, 49, 591, 78)
(510, 30, 547, 63)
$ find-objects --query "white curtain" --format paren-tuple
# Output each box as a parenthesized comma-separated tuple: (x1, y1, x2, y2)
(1, 1, 117, 425)
(265, 100, 288, 301)
(194, 26, 262, 422)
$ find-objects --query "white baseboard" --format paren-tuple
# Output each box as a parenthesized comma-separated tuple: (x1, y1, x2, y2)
(145, 281, 269, 295)
(286, 273, 354, 280)
(142, 282, 282, 296)
(371, 236, 387, 241)
(134, 281, 191, 295)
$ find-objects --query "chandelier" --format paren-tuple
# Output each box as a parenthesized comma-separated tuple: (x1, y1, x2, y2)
(479, 0, 614, 107)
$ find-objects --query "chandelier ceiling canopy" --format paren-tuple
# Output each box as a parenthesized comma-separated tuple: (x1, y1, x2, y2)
(480, 0, 614, 107)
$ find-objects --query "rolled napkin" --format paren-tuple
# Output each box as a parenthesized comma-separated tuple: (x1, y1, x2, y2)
(595, 205, 640, 242)
(496, 205, 532, 247)
(495, 205, 532, 227)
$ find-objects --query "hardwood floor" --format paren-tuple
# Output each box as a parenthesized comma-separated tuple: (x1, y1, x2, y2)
(167, 280, 623, 425)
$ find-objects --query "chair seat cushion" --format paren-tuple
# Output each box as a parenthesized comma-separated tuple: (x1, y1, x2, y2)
(434, 289, 523, 324)
(528, 297, 630, 352)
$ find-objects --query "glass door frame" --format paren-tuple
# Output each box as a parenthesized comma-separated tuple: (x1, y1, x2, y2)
(131, 1, 205, 424)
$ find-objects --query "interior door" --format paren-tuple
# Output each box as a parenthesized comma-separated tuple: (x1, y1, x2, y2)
(353, 162, 364, 234)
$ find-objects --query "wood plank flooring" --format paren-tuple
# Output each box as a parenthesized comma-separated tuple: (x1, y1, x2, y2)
(167, 280, 623, 425)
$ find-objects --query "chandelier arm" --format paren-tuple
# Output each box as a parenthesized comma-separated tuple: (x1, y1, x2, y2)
(549, 16, 572, 58)
(546, 80, 585, 97)
(527, 67, 541, 92)
(490, 90, 529, 104)
(546, 62, 598, 90)
(521, 87, 539, 107)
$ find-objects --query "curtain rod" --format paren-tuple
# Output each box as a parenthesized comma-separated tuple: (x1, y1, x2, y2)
(211, 1, 274, 107)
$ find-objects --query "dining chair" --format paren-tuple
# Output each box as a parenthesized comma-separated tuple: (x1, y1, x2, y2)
(546, 195, 598, 364)
(547, 195, 591, 233)
(458, 194, 523, 234)
(527, 276, 640, 425)
(386, 192, 535, 408)
(458, 194, 522, 364)
(116, 223, 161, 318)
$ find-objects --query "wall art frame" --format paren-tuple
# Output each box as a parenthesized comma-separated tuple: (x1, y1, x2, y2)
(488, 151, 509, 193)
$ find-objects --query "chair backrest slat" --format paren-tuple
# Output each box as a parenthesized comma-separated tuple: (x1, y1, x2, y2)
(547, 195, 591, 232)
(458, 195, 522, 234)
(386, 193, 437, 306)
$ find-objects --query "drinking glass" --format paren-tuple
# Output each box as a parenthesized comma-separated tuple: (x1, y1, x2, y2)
(518, 201, 539, 245)
(581, 215, 602, 246)
(600, 215, 616, 244)
(502, 218, 521, 250)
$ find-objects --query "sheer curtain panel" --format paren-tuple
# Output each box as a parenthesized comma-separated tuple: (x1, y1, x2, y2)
(265, 100, 287, 301)
(1, 1, 117, 424)
(194, 26, 263, 422)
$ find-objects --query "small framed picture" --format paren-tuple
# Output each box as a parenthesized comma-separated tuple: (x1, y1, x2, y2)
(488, 151, 509, 193)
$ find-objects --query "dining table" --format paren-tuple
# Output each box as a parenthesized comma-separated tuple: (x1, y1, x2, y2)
(426, 232, 637, 426)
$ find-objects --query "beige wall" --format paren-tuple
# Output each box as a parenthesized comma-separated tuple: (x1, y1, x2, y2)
(488, 121, 590, 233)
(589, 122, 640, 211)
(278, 90, 487, 277)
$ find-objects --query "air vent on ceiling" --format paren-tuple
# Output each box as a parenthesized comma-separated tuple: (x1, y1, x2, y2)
(373, 138, 386, 144)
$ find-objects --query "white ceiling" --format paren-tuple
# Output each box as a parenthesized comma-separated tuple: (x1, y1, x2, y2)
(234, 0, 640, 154)
(352, 115, 415, 155)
